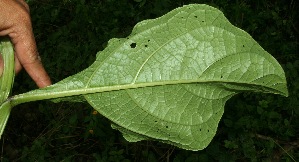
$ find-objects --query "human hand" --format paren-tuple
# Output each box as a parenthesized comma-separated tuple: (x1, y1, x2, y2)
(0, 0, 51, 88)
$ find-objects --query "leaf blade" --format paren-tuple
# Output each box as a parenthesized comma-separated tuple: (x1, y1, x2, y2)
(83, 4, 288, 150)
(11, 4, 288, 150)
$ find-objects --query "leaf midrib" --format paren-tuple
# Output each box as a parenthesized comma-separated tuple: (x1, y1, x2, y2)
(10, 77, 284, 107)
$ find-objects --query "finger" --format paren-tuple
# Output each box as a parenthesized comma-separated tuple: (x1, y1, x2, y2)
(12, 34, 52, 88)
(14, 55, 22, 74)
(15, 0, 30, 12)
(10, 29, 51, 88)
(7, 2, 51, 88)
(0, 0, 51, 88)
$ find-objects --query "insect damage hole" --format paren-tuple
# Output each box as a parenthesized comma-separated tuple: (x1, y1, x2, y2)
(130, 42, 137, 48)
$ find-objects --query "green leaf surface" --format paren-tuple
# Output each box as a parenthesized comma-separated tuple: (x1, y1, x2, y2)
(10, 4, 288, 150)
(0, 101, 12, 139)
(0, 38, 15, 139)
(0, 38, 15, 102)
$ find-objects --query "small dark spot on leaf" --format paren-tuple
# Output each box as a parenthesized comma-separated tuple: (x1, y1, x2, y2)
(194, 16, 198, 18)
(200, 129, 202, 131)
(220, 75, 223, 78)
(148, 39, 150, 42)
(207, 129, 209, 132)
(130, 43, 136, 48)
(166, 126, 168, 128)
(242, 45, 245, 47)
(154, 121, 157, 122)
(202, 20, 205, 22)
(145, 45, 148, 47)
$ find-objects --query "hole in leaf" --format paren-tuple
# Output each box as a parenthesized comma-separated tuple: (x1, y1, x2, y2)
(130, 43, 136, 48)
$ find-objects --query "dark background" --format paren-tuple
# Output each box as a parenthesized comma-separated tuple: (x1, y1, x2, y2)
(1, 0, 298, 161)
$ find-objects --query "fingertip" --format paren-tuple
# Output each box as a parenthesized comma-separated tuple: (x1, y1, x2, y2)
(36, 78, 52, 88)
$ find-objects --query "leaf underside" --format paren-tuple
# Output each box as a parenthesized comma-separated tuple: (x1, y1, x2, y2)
(15, 4, 288, 150)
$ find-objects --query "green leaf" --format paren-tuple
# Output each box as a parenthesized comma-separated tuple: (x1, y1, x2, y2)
(0, 101, 12, 138)
(0, 38, 15, 102)
(0, 38, 15, 139)
(10, 4, 288, 150)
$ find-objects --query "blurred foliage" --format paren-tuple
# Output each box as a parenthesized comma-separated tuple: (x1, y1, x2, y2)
(1, 0, 298, 161)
